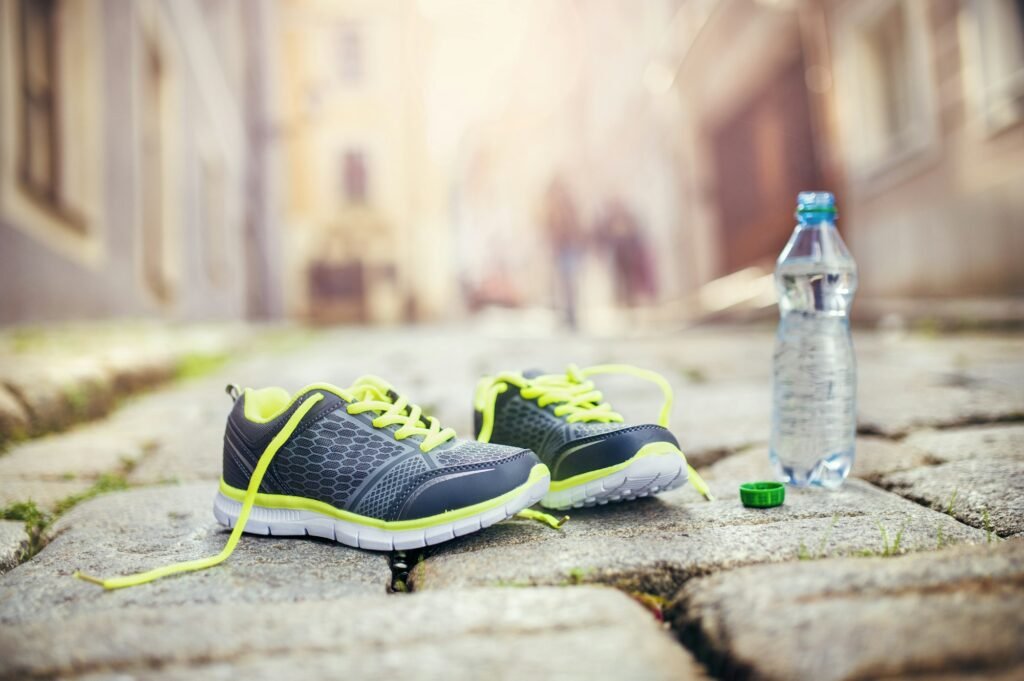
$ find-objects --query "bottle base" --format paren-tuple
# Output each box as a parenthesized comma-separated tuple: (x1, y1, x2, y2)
(770, 450, 853, 490)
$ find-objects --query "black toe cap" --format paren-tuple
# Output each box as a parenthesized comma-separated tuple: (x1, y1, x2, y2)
(551, 425, 678, 481)
(397, 449, 541, 521)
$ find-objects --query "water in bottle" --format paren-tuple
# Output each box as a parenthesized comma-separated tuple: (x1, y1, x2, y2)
(770, 191, 858, 489)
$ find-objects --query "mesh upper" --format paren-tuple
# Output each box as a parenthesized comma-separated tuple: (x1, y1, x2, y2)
(433, 439, 525, 467)
(487, 394, 638, 464)
(352, 454, 430, 519)
(244, 406, 528, 521)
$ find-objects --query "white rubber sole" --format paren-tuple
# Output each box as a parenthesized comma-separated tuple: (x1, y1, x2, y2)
(541, 450, 687, 511)
(212, 473, 550, 552)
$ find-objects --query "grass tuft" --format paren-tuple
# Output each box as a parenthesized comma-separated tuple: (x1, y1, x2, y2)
(945, 488, 958, 516)
(797, 514, 839, 560)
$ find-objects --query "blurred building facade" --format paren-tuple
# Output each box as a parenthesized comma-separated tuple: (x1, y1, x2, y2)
(439, 0, 690, 329)
(675, 0, 1024, 307)
(0, 0, 283, 324)
(3, 0, 1020, 329)
(276, 0, 451, 324)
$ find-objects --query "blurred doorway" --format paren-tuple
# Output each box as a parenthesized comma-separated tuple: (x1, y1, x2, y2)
(709, 53, 825, 275)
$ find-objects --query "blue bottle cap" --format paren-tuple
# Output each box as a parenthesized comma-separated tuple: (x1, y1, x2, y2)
(796, 191, 836, 216)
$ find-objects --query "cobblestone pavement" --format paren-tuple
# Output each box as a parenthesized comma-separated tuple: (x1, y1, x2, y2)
(0, 325, 1021, 680)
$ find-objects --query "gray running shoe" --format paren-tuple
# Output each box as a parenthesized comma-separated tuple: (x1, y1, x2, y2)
(76, 377, 550, 591)
(474, 364, 712, 510)
(215, 376, 550, 550)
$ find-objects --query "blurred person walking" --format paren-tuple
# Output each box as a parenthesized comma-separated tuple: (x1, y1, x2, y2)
(543, 179, 584, 330)
(596, 199, 656, 307)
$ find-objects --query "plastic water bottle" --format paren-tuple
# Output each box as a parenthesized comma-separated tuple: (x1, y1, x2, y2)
(770, 191, 858, 489)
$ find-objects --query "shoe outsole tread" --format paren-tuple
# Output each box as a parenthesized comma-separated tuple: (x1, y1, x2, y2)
(213, 473, 550, 552)
(541, 451, 686, 511)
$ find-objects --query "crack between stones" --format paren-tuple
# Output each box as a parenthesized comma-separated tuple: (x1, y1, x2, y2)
(858, 410, 1024, 439)
(387, 548, 425, 593)
(852, 415, 1024, 536)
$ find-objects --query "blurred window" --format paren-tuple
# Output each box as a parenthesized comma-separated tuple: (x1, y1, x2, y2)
(338, 24, 363, 85)
(866, 6, 912, 145)
(140, 27, 173, 304)
(342, 150, 368, 203)
(836, 0, 937, 183)
(16, 0, 85, 233)
(968, 0, 1024, 132)
(200, 156, 228, 285)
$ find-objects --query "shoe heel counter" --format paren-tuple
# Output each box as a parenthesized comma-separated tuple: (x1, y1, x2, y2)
(222, 396, 255, 489)
(473, 408, 483, 439)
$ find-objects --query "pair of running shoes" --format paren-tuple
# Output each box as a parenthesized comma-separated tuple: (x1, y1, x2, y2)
(77, 364, 712, 589)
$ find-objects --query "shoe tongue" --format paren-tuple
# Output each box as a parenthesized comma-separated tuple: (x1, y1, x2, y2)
(522, 369, 546, 379)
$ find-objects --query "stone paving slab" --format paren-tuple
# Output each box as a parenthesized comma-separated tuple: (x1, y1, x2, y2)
(0, 483, 390, 624)
(0, 586, 705, 681)
(670, 540, 1024, 681)
(855, 333, 1024, 437)
(410, 478, 986, 595)
(0, 386, 29, 443)
(879, 458, 1024, 537)
(0, 324, 247, 443)
(0, 380, 228, 484)
(0, 520, 27, 573)
(673, 382, 769, 464)
(903, 424, 1024, 463)
(0, 478, 95, 510)
(700, 436, 931, 483)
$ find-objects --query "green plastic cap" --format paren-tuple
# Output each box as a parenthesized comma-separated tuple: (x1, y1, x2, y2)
(740, 482, 785, 508)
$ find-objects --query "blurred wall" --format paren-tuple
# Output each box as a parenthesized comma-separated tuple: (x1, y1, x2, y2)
(276, 0, 450, 325)
(675, 0, 1024, 301)
(819, 0, 1024, 299)
(0, 0, 282, 324)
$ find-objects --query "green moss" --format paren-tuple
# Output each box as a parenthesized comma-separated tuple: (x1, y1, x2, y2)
(52, 473, 129, 516)
(564, 567, 593, 585)
(680, 367, 707, 384)
(1, 473, 134, 564)
(0, 501, 52, 561)
(175, 352, 230, 381)
(63, 384, 91, 418)
(0, 500, 49, 525)
(8, 327, 47, 354)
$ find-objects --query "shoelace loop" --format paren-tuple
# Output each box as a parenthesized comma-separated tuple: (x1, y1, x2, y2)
(475, 363, 712, 501)
(475, 363, 674, 441)
(343, 376, 456, 453)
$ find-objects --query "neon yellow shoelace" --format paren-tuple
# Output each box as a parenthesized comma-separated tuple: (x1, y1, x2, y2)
(75, 393, 326, 590)
(345, 378, 564, 527)
(474, 363, 714, 501)
(75, 379, 468, 590)
(344, 376, 456, 452)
